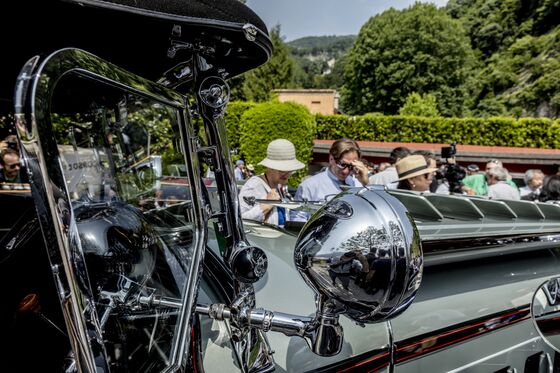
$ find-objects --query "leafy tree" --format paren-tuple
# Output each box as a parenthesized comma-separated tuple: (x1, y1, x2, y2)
(316, 55, 347, 91)
(241, 25, 294, 101)
(399, 93, 439, 117)
(291, 55, 327, 88)
(342, 3, 474, 117)
(228, 75, 248, 101)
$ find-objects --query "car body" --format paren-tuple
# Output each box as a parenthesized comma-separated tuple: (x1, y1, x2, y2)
(0, 1, 559, 373)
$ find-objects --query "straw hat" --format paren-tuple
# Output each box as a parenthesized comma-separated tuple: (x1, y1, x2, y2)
(258, 139, 304, 172)
(395, 155, 438, 181)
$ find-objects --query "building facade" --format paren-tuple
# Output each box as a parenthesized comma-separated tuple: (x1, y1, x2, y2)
(273, 89, 339, 115)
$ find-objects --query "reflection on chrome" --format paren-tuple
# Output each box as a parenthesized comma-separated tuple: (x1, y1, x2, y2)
(295, 186, 423, 323)
(532, 277, 560, 352)
(199, 187, 423, 358)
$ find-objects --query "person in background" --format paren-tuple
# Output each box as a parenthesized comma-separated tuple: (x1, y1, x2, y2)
(519, 169, 545, 200)
(238, 139, 304, 226)
(538, 175, 560, 203)
(377, 162, 391, 172)
(234, 159, 246, 181)
(363, 158, 376, 178)
(461, 159, 517, 196)
(466, 164, 480, 176)
(412, 150, 438, 192)
(295, 138, 369, 203)
(245, 164, 255, 178)
(368, 146, 411, 189)
(0, 134, 19, 154)
(486, 166, 520, 200)
(395, 155, 437, 192)
(0, 148, 27, 183)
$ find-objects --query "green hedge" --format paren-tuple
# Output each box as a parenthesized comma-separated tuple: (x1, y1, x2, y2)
(238, 101, 315, 187)
(224, 101, 257, 153)
(315, 114, 560, 148)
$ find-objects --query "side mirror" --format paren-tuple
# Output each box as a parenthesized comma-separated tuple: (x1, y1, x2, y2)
(198, 186, 424, 358)
(532, 277, 560, 351)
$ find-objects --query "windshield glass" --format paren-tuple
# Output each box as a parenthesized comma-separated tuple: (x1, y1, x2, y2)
(50, 71, 197, 371)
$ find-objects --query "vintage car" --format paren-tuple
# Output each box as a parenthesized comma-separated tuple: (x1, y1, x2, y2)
(1, 1, 560, 372)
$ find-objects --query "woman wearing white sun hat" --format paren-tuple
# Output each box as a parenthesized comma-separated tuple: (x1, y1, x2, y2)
(238, 139, 304, 226)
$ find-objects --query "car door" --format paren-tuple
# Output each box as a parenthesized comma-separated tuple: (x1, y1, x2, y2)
(14, 48, 207, 372)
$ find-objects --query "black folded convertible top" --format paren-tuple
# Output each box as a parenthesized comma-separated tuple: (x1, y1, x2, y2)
(0, 0, 272, 103)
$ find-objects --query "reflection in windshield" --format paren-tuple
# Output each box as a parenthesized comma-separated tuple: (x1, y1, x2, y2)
(51, 72, 195, 372)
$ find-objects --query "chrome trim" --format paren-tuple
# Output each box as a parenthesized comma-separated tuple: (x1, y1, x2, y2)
(14, 48, 206, 372)
(194, 55, 275, 370)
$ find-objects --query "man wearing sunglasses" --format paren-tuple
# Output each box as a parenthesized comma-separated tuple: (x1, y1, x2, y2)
(295, 138, 369, 204)
(0, 148, 27, 183)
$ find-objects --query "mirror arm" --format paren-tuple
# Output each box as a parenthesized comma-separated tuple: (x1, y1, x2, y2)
(196, 294, 344, 357)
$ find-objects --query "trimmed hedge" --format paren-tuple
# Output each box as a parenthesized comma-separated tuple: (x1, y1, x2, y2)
(224, 101, 257, 153)
(238, 101, 315, 187)
(315, 114, 560, 148)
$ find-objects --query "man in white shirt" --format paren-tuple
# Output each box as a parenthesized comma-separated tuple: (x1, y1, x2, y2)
(519, 169, 544, 199)
(487, 166, 520, 200)
(295, 138, 369, 203)
(368, 146, 411, 189)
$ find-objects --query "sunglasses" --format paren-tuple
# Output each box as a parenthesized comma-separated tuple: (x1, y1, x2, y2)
(5, 162, 20, 170)
(335, 160, 354, 170)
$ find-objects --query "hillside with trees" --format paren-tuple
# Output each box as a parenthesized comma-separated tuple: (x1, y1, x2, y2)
(448, 0, 560, 118)
(288, 35, 355, 89)
(339, 0, 560, 117)
(235, 1, 559, 118)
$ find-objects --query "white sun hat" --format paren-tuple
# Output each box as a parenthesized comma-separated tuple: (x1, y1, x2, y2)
(258, 139, 305, 172)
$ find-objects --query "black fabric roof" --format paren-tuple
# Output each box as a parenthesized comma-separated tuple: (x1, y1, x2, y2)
(0, 0, 271, 103)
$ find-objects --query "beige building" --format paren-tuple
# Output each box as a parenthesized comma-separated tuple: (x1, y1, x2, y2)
(273, 89, 339, 115)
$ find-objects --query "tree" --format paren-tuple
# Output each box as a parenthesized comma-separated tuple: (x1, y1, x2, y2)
(241, 25, 294, 101)
(342, 3, 474, 117)
(399, 92, 439, 117)
(316, 54, 347, 91)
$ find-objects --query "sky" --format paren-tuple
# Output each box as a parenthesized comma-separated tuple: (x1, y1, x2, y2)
(246, 0, 449, 41)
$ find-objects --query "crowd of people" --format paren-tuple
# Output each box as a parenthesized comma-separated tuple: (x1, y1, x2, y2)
(4, 130, 560, 226)
(237, 138, 560, 227)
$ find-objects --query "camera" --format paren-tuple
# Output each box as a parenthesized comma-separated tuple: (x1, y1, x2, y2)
(441, 143, 456, 159)
(436, 143, 466, 194)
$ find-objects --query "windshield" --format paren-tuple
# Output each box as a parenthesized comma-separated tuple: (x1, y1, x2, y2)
(18, 49, 203, 372)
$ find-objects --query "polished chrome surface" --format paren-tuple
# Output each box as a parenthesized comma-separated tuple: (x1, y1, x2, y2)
(194, 56, 275, 369)
(295, 186, 423, 323)
(15, 48, 207, 372)
(196, 184, 423, 359)
(198, 76, 230, 109)
(230, 246, 268, 283)
(532, 277, 560, 352)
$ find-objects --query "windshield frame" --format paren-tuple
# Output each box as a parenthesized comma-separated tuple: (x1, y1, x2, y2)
(14, 48, 207, 372)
